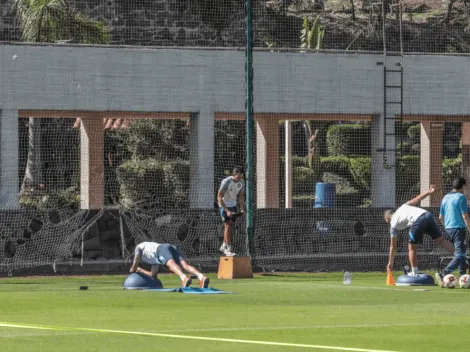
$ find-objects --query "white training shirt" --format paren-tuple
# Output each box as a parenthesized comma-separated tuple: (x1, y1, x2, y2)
(390, 204, 427, 237)
(135, 242, 161, 265)
(218, 176, 245, 208)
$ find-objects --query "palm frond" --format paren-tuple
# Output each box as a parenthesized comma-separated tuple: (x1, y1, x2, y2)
(12, 0, 110, 44)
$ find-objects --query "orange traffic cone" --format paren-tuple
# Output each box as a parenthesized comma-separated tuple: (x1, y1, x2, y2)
(386, 269, 395, 286)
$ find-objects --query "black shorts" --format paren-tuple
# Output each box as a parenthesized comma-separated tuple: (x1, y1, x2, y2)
(408, 212, 441, 245)
(156, 244, 183, 266)
(220, 206, 239, 223)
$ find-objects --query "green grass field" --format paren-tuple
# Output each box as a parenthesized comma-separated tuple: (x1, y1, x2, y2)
(0, 272, 469, 352)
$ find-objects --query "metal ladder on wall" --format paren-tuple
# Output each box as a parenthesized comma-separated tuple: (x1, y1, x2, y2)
(372, 1, 404, 168)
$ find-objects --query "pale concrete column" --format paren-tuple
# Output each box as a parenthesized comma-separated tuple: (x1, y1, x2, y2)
(80, 118, 104, 209)
(256, 118, 279, 208)
(371, 115, 396, 207)
(420, 121, 443, 207)
(285, 121, 292, 208)
(0, 110, 19, 208)
(190, 111, 214, 209)
(462, 123, 470, 198)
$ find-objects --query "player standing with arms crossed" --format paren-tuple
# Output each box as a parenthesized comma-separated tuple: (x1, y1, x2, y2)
(218, 166, 245, 257)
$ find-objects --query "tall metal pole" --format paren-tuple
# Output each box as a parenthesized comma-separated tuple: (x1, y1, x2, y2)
(245, 0, 254, 255)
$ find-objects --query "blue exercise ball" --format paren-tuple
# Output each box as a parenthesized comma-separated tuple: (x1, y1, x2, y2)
(395, 273, 435, 286)
(123, 272, 163, 290)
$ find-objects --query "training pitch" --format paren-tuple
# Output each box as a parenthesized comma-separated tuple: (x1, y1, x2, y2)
(0, 272, 468, 352)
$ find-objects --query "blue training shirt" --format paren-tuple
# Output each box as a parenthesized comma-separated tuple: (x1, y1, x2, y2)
(440, 192, 469, 229)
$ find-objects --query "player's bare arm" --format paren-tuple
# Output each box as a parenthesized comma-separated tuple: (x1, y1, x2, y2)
(387, 237, 398, 271)
(150, 265, 159, 279)
(406, 185, 435, 206)
(462, 212, 470, 234)
(218, 190, 231, 216)
(129, 254, 141, 273)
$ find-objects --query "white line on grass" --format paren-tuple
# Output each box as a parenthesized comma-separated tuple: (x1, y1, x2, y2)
(0, 321, 400, 352)
(0, 331, 91, 338)
(308, 283, 470, 294)
(155, 322, 454, 333)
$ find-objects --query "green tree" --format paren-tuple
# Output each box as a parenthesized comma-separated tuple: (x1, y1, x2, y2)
(13, 0, 109, 205)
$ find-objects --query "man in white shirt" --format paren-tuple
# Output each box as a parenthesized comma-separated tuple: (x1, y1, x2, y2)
(129, 242, 209, 288)
(217, 166, 245, 257)
(384, 185, 454, 276)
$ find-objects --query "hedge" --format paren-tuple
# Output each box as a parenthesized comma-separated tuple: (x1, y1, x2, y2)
(407, 124, 420, 141)
(443, 157, 462, 190)
(320, 156, 350, 179)
(396, 156, 420, 205)
(349, 157, 371, 191)
(293, 167, 316, 195)
(326, 123, 371, 156)
(281, 155, 308, 168)
(117, 158, 189, 209)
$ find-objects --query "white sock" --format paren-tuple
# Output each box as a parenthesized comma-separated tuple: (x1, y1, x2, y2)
(197, 273, 204, 280)
(412, 267, 419, 276)
(180, 274, 187, 281)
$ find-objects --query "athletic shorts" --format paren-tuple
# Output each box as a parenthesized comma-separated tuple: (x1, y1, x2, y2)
(445, 228, 467, 257)
(156, 244, 183, 266)
(408, 212, 441, 244)
(220, 206, 239, 223)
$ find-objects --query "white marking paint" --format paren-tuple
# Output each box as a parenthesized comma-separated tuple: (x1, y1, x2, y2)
(0, 321, 401, 352)
(156, 322, 454, 333)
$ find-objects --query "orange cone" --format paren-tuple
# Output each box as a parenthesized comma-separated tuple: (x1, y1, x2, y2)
(386, 269, 395, 286)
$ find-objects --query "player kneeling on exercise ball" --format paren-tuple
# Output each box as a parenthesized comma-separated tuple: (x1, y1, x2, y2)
(129, 242, 209, 288)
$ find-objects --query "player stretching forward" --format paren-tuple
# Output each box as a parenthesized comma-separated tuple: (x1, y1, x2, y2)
(129, 242, 209, 288)
(218, 166, 245, 257)
(436, 177, 470, 286)
(384, 185, 454, 276)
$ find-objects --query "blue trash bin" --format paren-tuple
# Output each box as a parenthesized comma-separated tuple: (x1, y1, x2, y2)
(314, 183, 336, 208)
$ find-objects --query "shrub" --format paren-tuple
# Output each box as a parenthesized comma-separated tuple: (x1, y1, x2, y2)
(396, 156, 420, 205)
(349, 157, 371, 191)
(443, 157, 462, 191)
(117, 158, 189, 209)
(293, 167, 316, 195)
(396, 142, 411, 156)
(281, 155, 308, 168)
(20, 187, 80, 210)
(407, 124, 420, 141)
(320, 156, 351, 179)
(326, 123, 371, 156)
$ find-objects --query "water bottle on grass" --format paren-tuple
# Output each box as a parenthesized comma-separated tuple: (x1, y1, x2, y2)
(343, 271, 352, 285)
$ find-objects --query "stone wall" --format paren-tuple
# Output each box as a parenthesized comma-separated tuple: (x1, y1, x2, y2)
(0, 0, 20, 41)
(0, 0, 283, 47)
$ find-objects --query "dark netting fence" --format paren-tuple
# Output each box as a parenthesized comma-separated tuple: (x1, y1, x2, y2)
(0, 0, 468, 275)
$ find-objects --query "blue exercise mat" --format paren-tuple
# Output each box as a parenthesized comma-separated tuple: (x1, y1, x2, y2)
(143, 287, 234, 294)
(179, 288, 234, 294)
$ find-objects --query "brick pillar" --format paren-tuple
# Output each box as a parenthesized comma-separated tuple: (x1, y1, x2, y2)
(462, 123, 470, 198)
(189, 111, 214, 209)
(420, 121, 443, 207)
(80, 118, 104, 209)
(256, 118, 279, 208)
